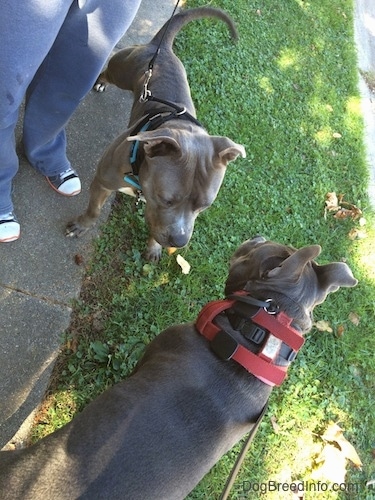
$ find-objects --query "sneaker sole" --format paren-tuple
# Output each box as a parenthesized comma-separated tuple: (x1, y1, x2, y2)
(0, 232, 20, 243)
(46, 177, 81, 197)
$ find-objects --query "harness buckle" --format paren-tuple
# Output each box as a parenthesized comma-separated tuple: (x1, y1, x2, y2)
(139, 69, 153, 103)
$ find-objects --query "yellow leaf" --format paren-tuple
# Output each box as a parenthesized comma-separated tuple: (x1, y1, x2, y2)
(314, 320, 333, 333)
(167, 247, 177, 255)
(312, 443, 347, 483)
(321, 422, 362, 468)
(348, 228, 367, 240)
(176, 254, 191, 275)
(349, 312, 360, 326)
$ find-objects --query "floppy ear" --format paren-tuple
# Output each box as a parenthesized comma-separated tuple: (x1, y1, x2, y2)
(213, 137, 246, 166)
(313, 261, 358, 303)
(127, 129, 180, 156)
(267, 245, 322, 281)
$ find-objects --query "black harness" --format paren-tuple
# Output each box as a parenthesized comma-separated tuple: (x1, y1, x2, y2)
(125, 97, 204, 191)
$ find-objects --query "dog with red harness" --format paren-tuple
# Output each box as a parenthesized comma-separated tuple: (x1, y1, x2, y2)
(0, 236, 357, 499)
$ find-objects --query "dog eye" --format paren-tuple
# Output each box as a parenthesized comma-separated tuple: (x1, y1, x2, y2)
(161, 197, 175, 208)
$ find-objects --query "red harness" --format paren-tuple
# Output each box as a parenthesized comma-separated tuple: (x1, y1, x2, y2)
(195, 295, 304, 386)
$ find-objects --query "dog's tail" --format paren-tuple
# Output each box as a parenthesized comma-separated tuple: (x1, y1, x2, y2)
(151, 6, 238, 49)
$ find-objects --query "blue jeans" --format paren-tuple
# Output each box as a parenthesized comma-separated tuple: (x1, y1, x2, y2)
(0, 0, 141, 214)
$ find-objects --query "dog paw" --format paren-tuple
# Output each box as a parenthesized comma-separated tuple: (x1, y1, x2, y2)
(144, 239, 163, 263)
(65, 221, 89, 238)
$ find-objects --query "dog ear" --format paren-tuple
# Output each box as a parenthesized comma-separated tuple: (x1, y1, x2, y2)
(127, 130, 180, 156)
(267, 245, 322, 280)
(213, 137, 246, 165)
(267, 245, 357, 304)
(313, 262, 358, 303)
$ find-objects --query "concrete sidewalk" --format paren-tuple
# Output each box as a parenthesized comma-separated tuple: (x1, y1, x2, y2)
(1, 0, 374, 449)
(0, 0, 176, 448)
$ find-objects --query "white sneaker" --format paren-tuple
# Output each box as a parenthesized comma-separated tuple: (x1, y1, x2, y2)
(0, 212, 20, 242)
(46, 167, 81, 196)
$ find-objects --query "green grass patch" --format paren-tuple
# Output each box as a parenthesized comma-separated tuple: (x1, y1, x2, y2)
(31, 0, 375, 498)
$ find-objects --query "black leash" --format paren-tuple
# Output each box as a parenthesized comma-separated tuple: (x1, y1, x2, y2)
(219, 401, 269, 500)
(140, 0, 181, 103)
(148, 0, 181, 71)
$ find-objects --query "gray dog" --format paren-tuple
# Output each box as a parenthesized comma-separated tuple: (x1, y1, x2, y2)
(0, 236, 357, 499)
(66, 7, 246, 261)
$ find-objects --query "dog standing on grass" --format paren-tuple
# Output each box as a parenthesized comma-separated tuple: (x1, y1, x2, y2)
(66, 7, 246, 261)
(0, 236, 357, 499)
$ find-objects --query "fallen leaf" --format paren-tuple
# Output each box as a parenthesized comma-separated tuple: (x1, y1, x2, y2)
(334, 208, 357, 219)
(349, 312, 360, 326)
(314, 320, 333, 333)
(325, 192, 340, 212)
(167, 247, 177, 255)
(74, 253, 84, 266)
(270, 415, 280, 433)
(359, 217, 367, 226)
(321, 422, 362, 468)
(332, 132, 342, 138)
(312, 443, 347, 483)
(176, 254, 191, 275)
(336, 324, 345, 337)
(348, 228, 367, 240)
(324, 192, 362, 221)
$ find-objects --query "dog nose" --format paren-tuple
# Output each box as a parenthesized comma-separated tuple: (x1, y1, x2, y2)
(168, 233, 189, 248)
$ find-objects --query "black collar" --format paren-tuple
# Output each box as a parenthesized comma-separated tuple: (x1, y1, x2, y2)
(129, 99, 204, 176)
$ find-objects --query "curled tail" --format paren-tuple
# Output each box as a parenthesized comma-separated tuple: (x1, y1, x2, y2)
(151, 6, 238, 48)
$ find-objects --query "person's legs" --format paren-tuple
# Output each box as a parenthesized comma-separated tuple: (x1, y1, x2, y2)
(23, 0, 142, 179)
(0, 0, 74, 240)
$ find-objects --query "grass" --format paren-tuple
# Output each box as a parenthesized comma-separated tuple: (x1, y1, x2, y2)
(30, 0, 375, 498)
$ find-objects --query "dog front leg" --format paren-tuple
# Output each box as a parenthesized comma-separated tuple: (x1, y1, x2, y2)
(145, 237, 163, 262)
(66, 177, 112, 237)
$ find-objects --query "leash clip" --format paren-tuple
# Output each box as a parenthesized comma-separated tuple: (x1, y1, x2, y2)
(135, 190, 145, 207)
(140, 69, 153, 103)
(264, 299, 279, 315)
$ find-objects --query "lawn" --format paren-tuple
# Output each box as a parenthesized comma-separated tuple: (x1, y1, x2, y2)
(31, 0, 375, 498)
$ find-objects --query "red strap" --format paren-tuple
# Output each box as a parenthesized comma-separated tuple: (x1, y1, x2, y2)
(232, 347, 287, 386)
(196, 299, 235, 340)
(195, 299, 304, 387)
(251, 309, 304, 351)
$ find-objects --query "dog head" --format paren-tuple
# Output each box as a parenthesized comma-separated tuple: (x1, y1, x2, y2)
(225, 236, 357, 332)
(127, 126, 245, 249)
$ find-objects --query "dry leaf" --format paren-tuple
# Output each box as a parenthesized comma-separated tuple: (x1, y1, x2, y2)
(348, 228, 367, 240)
(314, 320, 333, 333)
(167, 247, 177, 255)
(270, 415, 280, 433)
(324, 192, 362, 221)
(312, 443, 347, 483)
(321, 422, 362, 468)
(349, 312, 360, 326)
(325, 192, 340, 212)
(74, 253, 84, 266)
(336, 324, 345, 337)
(176, 254, 191, 274)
